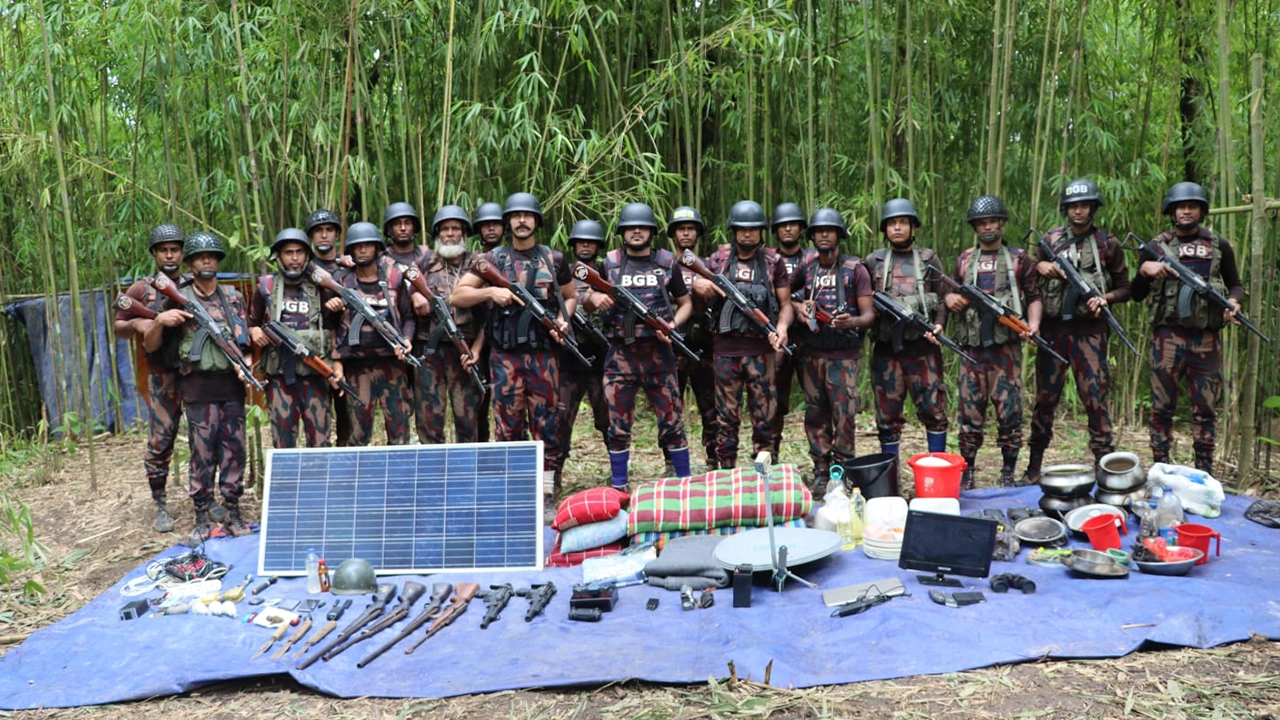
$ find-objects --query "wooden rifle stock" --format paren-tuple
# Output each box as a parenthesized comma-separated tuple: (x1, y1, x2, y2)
(115, 293, 157, 320)
(395, 262, 488, 391)
(149, 274, 265, 391)
(472, 258, 594, 366)
(260, 321, 366, 407)
(572, 261, 700, 360)
(933, 269, 1068, 365)
(678, 250, 795, 355)
(405, 582, 480, 654)
(308, 264, 420, 367)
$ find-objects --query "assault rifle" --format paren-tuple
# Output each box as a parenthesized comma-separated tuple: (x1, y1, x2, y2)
(395, 262, 488, 392)
(260, 320, 366, 406)
(1135, 234, 1269, 343)
(516, 582, 557, 622)
(405, 582, 481, 654)
(320, 581, 425, 662)
(932, 269, 1069, 365)
(115, 293, 157, 321)
(571, 309, 609, 350)
(356, 582, 452, 668)
(1034, 230, 1140, 357)
(872, 291, 975, 364)
(476, 583, 514, 629)
(679, 250, 796, 356)
(573, 262, 701, 361)
(308, 264, 420, 367)
(297, 584, 397, 670)
(150, 274, 266, 391)
(471, 258, 595, 367)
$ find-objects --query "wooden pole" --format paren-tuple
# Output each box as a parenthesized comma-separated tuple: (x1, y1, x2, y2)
(1238, 53, 1266, 486)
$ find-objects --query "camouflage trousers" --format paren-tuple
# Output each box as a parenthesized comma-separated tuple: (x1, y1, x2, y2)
(677, 349, 719, 465)
(713, 353, 777, 468)
(870, 341, 948, 446)
(144, 370, 183, 499)
(558, 369, 608, 464)
(956, 343, 1023, 457)
(491, 348, 562, 470)
(603, 340, 688, 453)
(477, 351, 492, 443)
(770, 350, 799, 457)
(1149, 326, 1221, 461)
(267, 374, 331, 448)
(415, 344, 484, 444)
(1030, 327, 1114, 457)
(798, 354, 861, 479)
(346, 360, 413, 446)
(332, 389, 352, 447)
(184, 400, 246, 507)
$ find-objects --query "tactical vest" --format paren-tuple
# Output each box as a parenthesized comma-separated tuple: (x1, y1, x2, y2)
(1148, 229, 1227, 330)
(871, 247, 940, 344)
(258, 275, 327, 378)
(177, 284, 249, 375)
(333, 263, 405, 356)
(952, 246, 1023, 346)
(712, 250, 780, 337)
(1039, 227, 1111, 319)
(601, 248, 677, 342)
(425, 253, 478, 341)
(797, 256, 864, 351)
(486, 245, 566, 351)
(677, 265, 714, 349)
(138, 278, 183, 371)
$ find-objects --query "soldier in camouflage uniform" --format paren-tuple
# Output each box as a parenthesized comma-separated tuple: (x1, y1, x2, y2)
(113, 223, 188, 532)
(866, 199, 950, 489)
(693, 200, 794, 468)
(451, 192, 578, 503)
(143, 233, 252, 545)
(1131, 182, 1248, 473)
(414, 205, 485, 443)
(248, 228, 335, 448)
(1024, 179, 1131, 483)
(769, 202, 816, 462)
(324, 221, 416, 446)
(557, 219, 610, 474)
(595, 203, 693, 490)
(668, 206, 720, 469)
(789, 209, 875, 492)
(473, 201, 506, 253)
(943, 195, 1043, 488)
(305, 208, 351, 446)
(380, 202, 442, 443)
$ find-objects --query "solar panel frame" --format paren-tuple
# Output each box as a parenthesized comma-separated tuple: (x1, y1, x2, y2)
(257, 441, 544, 576)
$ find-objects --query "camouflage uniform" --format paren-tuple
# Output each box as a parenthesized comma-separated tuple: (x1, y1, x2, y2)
(1029, 226, 1130, 462)
(415, 251, 484, 443)
(949, 245, 1041, 470)
(250, 275, 332, 448)
(311, 256, 352, 446)
(330, 262, 416, 445)
(790, 254, 873, 482)
(675, 264, 719, 467)
(770, 247, 817, 458)
(384, 245, 440, 443)
(705, 245, 790, 467)
(866, 248, 950, 449)
(1131, 228, 1245, 469)
(558, 259, 609, 468)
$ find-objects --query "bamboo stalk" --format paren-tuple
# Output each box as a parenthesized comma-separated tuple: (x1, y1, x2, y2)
(1238, 53, 1265, 486)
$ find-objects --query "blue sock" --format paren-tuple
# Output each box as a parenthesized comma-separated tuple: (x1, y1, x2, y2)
(609, 450, 630, 488)
(927, 432, 948, 453)
(668, 446, 691, 478)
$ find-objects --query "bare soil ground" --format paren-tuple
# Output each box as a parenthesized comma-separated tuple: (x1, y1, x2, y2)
(3, 410, 1279, 719)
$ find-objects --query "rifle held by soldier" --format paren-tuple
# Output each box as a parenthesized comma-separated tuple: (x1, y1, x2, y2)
(471, 258, 595, 367)
(573, 262, 701, 361)
(871, 291, 975, 364)
(150, 274, 266, 391)
(1033, 230, 1140, 357)
(260, 320, 367, 407)
(308, 264, 421, 367)
(931, 268, 1069, 365)
(396, 262, 489, 391)
(1140, 237, 1269, 343)
(679, 250, 796, 356)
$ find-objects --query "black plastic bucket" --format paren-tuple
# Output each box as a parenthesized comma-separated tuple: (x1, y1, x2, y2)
(839, 453, 898, 499)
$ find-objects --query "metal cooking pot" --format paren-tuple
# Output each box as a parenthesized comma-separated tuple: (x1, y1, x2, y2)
(1096, 452, 1146, 492)
(1038, 464, 1096, 498)
(1039, 493, 1092, 519)
(1094, 486, 1149, 509)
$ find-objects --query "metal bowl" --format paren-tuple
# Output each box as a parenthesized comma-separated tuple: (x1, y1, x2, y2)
(1039, 464, 1097, 498)
(1013, 516, 1067, 545)
(1063, 549, 1129, 578)
(1064, 503, 1130, 536)
(1097, 452, 1146, 492)
(1095, 486, 1149, 509)
(1133, 548, 1203, 576)
(1039, 493, 1093, 519)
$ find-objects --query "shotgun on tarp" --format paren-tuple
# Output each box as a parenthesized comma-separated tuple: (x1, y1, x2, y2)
(356, 582, 452, 668)
(321, 581, 425, 661)
(296, 584, 397, 670)
(405, 582, 481, 654)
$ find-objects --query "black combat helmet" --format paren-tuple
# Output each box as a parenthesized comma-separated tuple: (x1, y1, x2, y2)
(615, 203, 659, 234)
(807, 208, 849, 239)
(966, 195, 1009, 223)
(149, 223, 186, 251)
(472, 201, 504, 234)
(666, 206, 705, 238)
(726, 200, 767, 230)
(771, 202, 807, 230)
(1161, 182, 1210, 215)
(382, 202, 421, 236)
(344, 221, 385, 249)
(1059, 178, 1104, 213)
(569, 219, 606, 244)
(271, 228, 312, 257)
(879, 198, 921, 231)
(183, 232, 225, 261)
(431, 205, 473, 237)
(503, 192, 544, 228)
(304, 209, 341, 235)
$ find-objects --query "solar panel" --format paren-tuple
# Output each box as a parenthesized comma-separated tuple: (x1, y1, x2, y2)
(258, 441, 544, 576)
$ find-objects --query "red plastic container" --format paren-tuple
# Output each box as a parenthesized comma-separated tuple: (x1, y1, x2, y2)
(1174, 523, 1221, 565)
(908, 452, 966, 499)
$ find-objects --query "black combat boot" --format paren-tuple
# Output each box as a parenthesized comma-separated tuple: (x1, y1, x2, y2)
(153, 497, 175, 533)
(187, 507, 213, 548)
(999, 451, 1019, 487)
(1020, 447, 1045, 487)
(208, 502, 226, 524)
(223, 502, 250, 537)
(960, 455, 977, 491)
(1194, 453, 1215, 475)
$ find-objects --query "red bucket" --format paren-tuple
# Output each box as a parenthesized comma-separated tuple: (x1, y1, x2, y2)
(1174, 523, 1221, 565)
(908, 452, 966, 499)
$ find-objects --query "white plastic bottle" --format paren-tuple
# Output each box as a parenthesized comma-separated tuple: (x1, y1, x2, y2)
(847, 487, 866, 549)
(305, 548, 321, 594)
(1153, 488, 1184, 545)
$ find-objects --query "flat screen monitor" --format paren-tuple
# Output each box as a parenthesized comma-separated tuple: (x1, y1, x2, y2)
(897, 510, 999, 587)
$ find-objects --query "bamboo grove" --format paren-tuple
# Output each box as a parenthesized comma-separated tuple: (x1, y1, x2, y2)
(0, 0, 1278, 479)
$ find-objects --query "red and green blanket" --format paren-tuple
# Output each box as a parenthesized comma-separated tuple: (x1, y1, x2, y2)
(626, 464, 812, 537)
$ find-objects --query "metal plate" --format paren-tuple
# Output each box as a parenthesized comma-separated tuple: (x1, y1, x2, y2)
(1063, 503, 1129, 534)
(1062, 550, 1130, 578)
(713, 527, 843, 572)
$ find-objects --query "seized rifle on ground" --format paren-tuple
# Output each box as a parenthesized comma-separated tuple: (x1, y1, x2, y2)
(931, 268, 1069, 365)
(405, 582, 481, 654)
(516, 582, 557, 622)
(356, 582, 452, 668)
(260, 320, 366, 406)
(150, 274, 266, 391)
(872, 291, 975, 364)
(396, 262, 488, 391)
(471, 258, 595, 367)
(1033, 230, 1140, 357)
(294, 599, 351, 659)
(296, 584, 397, 670)
(308, 264, 421, 367)
(1133, 234, 1269, 343)
(571, 309, 609, 350)
(320, 581, 425, 661)
(679, 250, 796, 355)
(476, 583, 514, 629)
(573, 262, 701, 361)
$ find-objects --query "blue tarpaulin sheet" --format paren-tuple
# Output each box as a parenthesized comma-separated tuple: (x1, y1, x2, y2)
(1, 488, 1276, 709)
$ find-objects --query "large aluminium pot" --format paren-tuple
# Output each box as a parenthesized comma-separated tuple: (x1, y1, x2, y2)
(1038, 464, 1096, 498)
(1096, 452, 1146, 492)
(1039, 493, 1093, 519)
(1095, 486, 1149, 510)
